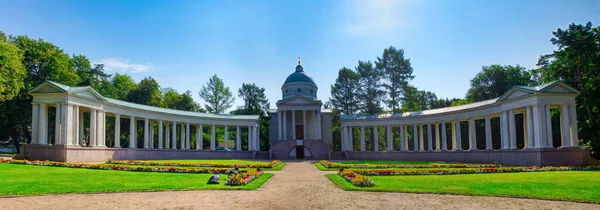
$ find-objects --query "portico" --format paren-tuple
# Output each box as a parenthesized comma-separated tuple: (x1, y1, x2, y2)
(25, 81, 261, 162)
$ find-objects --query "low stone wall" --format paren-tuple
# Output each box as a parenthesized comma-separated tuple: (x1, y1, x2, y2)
(332, 148, 597, 166)
(23, 144, 256, 162)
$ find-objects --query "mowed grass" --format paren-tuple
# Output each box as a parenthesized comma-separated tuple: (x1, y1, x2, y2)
(0, 163, 273, 196)
(124, 159, 286, 170)
(327, 171, 600, 203)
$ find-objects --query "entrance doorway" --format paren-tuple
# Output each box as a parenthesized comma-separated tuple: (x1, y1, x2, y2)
(295, 146, 304, 158)
(295, 125, 304, 140)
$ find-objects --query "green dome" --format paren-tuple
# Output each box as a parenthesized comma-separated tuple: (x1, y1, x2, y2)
(283, 64, 316, 86)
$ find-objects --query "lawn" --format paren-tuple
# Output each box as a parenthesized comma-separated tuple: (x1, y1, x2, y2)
(315, 160, 459, 171)
(120, 159, 286, 170)
(327, 171, 600, 203)
(0, 163, 274, 196)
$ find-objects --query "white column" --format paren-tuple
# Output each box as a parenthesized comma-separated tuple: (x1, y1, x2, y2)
(38, 103, 48, 145)
(143, 118, 149, 148)
(569, 104, 579, 147)
(413, 125, 419, 151)
(360, 126, 365, 151)
(236, 126, 241, 151)
(427, 124, 433, 151)
(317, 110, 322, 139)
(224, 126, 228, 150)
(313, 110, 318, 139)
(31, 103, 39, 144)
(291, 110, 296, 140)
(282, 110, 287, 140)
(97, 110, 105, 147)
(532, 104, 545, 149)
(455, 120, 462, 151)
(180, 124, 185, 150)
(62, 104, 73, 146)
(373, 126, 379, 152)
(72, 105, 79, 146)
(419, 125, 424, 151)
(172, 122, 177, 150)
(386, 125, 392, 151)
(348, 126, 353, 151)
(129, 116, 135, 148)
(560, 104, 571, 148)
(509, 110, 517, 149)
(526, 106, 534, 149)
(211, 125, 216, 150)
(185, 123, 190, 150)
(165, 123, 170, 149)
(400, 125, 406, 151)
(149, 121, 154, 148)
(485, 116, 492, 150)
(302, 110, 307, 140)
(196, 124, 203, 150)
(158, 120, 163, 149)
(90, 109, 96, 147)
(54, 103, 61, 145)
(544, 104, 554, 148)
(278, 111, 282, 140)
(435, 123, 440, 151)
(114, 114, 121, 148)
(79, 110, 84, 146)
(469, 117, 476, 151)
(441, 121, 447, 151)
(500, 111, 509, 149)
(248, 126, 253, 151)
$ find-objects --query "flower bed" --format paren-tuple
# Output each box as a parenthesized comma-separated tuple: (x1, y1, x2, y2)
(320, 160, 499, 169)
(2, 159, 258, 174)
(226, 169, 264, 186)
(107, 159, 281, 168)
(340, 165, 600, 176)
(338, 171, 375, 187)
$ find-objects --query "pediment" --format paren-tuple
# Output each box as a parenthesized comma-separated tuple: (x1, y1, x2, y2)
(28, 82, 68, 94)
(276, 96, 322, 106)
(502, 90, 532, 100)
(540, 83, 579, 94)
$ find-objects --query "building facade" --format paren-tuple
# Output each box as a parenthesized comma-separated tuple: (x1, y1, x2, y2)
(339, 81, 595, 166)
(24, 81, 262, 162)
(268, 60, 333, 160)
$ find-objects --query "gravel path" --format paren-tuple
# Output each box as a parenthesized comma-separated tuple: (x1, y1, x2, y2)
(1, 161, 598, 210)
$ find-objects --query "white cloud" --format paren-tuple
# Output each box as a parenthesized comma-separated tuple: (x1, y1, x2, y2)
(342, 0, 420, 35)
(96, 58, 152, 73)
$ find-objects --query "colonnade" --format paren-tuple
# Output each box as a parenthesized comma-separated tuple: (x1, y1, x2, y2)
(341, 103, 580, 152)
(30, 102, 261, 151)
(277, 109, 321, 140)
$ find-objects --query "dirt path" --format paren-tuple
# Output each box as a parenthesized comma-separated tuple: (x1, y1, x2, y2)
(1, 161, 598, 210)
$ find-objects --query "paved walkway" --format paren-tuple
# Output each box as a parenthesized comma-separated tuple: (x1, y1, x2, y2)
(1, 161, 599, 210)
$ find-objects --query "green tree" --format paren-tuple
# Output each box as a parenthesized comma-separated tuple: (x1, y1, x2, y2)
(329, 67, 360, 115)
(536, 22, 600, 158)
(127, 77, 165, 107)
(356, 60, 385, 115)
(163, 88, 201, 112)
(96, 73, 137, 100)
(0, 32, 26, 102)
(376, 46, 415, 112)
(198, 74, 234, 114)
(466, 64, 533, 102)
(236, 83, 269, 115)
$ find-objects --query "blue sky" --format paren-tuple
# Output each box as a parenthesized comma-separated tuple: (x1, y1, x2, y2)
(1, 0, 599, 110)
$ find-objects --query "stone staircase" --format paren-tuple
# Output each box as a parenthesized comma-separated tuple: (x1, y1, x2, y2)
(271, 140, 330, 160)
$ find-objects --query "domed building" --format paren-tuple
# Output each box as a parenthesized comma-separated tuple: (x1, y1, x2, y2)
(268, 59, 332, 159)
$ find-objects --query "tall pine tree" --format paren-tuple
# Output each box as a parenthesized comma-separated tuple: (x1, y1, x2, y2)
(375, 46, 414, 112)
(356, 60, 385, 115)
(329, 67, 360, 115)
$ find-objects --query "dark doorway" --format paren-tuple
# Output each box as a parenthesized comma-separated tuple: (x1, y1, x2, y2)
(296, 146, 305, 158)
(296, 125, 304, 140)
